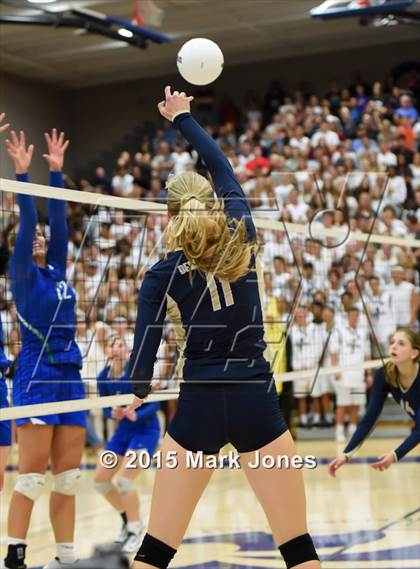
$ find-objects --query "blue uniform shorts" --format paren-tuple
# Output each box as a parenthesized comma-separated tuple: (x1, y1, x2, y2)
(105, 424, 160, 458)
(168, 375, 288, 454)
(13, 361, 86, 428)
(0, 376, 11, 446)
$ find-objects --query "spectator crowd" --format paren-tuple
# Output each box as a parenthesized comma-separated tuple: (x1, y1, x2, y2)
(0, 78, 419, 441)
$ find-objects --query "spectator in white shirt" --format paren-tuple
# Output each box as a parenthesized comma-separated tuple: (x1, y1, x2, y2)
(374, 244, 398, 284)
(377, 140, 397, 170)
(237, 140, 255, 169)
(272, 256, 291, 292)
(404, 213, 419, 240)
(378, 205, 407, 237)
(330, 307, 372, 442)
(110, 210, 132, 240)
(285, 188, 309, 223)
(291, 306, 325, 428)
(84, 260, 103, 300)
(311, 122, 340, 152)
(384, 166, 407, 210)
(289, 126, 310, 155)
(366, 276, 395, 357)
(409, 152, 420, 190)
(112, 167, 134, 197)
(151, 141, 174, 182)
(171, 143, 193, 175)
(389, 266, 418, 328)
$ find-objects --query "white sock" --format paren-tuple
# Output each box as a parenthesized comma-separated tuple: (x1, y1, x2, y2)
(313, 413, 320, 423)
(127, 520, 144, 535)
(348, 423, 357, 436)
(300, 414, 308, 424)
(326, 413, 334, 423)
(7, 537, 27, 546)
(336, 424, 344, 434)
(56, 543, 75, 564)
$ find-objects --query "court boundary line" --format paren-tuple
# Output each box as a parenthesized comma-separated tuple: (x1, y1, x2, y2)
(327, 507, 420, 561)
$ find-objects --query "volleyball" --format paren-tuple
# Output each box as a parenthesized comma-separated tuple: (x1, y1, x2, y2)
(176, 38, 224, 86)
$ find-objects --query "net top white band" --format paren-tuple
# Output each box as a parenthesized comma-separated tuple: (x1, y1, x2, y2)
(1, 177, 418, 249)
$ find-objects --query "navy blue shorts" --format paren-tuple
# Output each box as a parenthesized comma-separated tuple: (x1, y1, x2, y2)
(168, 376, 287, 454)
(13, 362, 86, 428)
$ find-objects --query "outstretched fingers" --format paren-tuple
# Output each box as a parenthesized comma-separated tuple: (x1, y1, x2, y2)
(27, 144, 34, 161)
(165, 85, 172, 100)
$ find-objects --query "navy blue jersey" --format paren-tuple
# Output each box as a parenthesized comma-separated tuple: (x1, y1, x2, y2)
(344, 366, 420, 460)
(10, 172, 81, 368)
(129, 113, 270, 398)
(97, 365, 159, 431)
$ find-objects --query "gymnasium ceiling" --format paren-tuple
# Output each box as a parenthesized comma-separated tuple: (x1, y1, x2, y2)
(0, 0, 419, 89)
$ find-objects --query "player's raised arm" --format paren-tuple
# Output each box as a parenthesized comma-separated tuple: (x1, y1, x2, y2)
(0, 113, 10, 133)
(43, 129, 70, 276)
(127, 268, 168, 404)
(158, 86, 256, 241)
(5, 130, 37, 280)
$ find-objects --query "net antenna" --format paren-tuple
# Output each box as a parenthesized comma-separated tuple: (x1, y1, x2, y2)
(132, 0, 165, 27)
(310, 0, 419, 20)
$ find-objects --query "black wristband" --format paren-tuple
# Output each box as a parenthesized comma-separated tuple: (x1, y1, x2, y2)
(132, 381, 152, 400)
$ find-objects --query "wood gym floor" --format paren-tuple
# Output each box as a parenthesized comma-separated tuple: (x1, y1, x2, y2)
(0, 439, 419, 569)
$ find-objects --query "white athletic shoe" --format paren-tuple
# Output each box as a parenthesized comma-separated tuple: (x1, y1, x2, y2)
(115, 524, 129, 544)
(122, 528, 146, 554)
(335, 425, 346, 442)
(43, 558, 81, 568)
(348, 424, 357, 439)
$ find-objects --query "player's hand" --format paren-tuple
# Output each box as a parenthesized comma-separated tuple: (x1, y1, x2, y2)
(6, 130, 34, 175)
(157, 85, 194, 122)
(366, 371, 373, 389)
(151, 379, 161, 392)
(111, 407, 125, 420)
(122, 395, 144, 417)
(125, 408, 137, 422)
(0, 113, 10, 133)
(371, 452, 396, 472)
(43, 128, 69, 172)
(328, 455, 348, 478)
(335, 373, 341, 381)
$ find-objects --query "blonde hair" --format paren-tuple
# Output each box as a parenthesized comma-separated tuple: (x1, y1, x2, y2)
(166, 171, 257, 283)
(385, 327, 420, 388)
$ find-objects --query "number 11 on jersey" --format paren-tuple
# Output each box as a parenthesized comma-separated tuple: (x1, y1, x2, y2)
(206, 274, 234, 311)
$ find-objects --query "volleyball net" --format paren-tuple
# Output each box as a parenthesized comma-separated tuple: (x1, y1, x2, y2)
(0, 176, 418, 421)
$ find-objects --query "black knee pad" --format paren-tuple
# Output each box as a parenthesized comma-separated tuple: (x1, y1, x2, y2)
(134, 533, 177, 568)
(279, 533, 319, 568)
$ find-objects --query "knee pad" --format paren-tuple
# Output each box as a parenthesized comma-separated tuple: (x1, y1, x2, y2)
(94, 480, 113, 496)
(279, 533, 319, 569)
(115, 476, 135, 494)
(15, 473, 45, 501)
(134, 533, 177, 568)
(53, 468, 81, 496)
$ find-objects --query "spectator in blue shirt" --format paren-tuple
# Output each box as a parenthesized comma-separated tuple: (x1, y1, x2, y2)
(396, 94, 418, 124)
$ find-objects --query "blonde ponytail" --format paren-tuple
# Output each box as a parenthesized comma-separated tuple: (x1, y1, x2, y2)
(166, 171, 257, 283)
